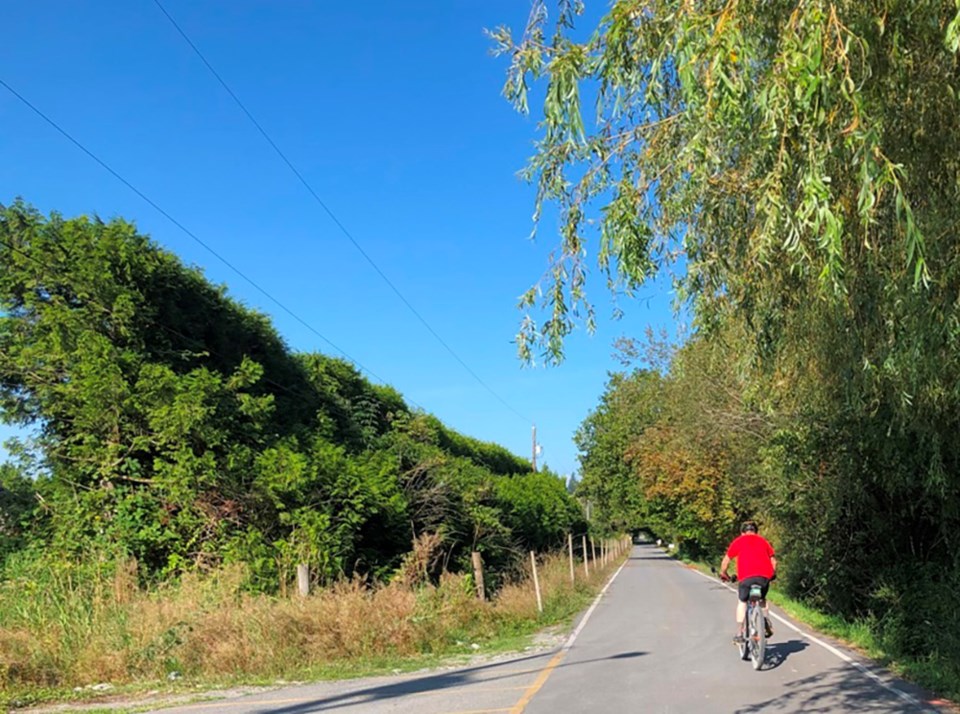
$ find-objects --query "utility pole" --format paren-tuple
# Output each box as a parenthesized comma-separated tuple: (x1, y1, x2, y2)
(531, 424, 537, 472)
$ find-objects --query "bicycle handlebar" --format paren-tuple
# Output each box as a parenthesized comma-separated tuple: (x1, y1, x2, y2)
(711, 566, 738, 583)
(719, 572, 777, 583)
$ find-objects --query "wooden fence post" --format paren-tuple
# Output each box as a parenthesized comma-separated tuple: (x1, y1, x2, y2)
(591, 537, 597, 566)
(471, 551, 486, 600)
(297, 563, 310, 597)
(530, 551, 543, 613)
(568, 533, 575, 584)
(582, 535, 589, 577)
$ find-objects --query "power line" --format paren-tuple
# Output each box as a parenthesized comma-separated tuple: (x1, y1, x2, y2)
(151, 0, 532, 426)
(0, 77, 396, 393)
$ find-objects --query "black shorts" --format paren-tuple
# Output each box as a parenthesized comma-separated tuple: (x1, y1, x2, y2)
(737, 576, 770, 602)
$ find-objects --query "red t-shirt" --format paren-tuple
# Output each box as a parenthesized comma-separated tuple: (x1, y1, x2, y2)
(726, 534, 775, 579)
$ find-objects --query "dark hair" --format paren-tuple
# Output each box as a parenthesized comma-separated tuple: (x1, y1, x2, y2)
(741, 520, 759, 534)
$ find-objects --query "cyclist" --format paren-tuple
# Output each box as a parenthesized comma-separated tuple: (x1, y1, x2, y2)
(719, 520, 777, 643)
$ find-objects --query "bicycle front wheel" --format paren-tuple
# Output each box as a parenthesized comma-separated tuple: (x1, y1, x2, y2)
(739, 614, 750, 661)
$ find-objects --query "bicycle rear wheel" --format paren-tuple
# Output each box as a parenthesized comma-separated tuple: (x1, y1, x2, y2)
(749, 603, 766, 670)
(739, 614, 750, 661)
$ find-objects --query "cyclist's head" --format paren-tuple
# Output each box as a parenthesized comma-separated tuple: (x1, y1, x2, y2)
(740, 520, 759, 534)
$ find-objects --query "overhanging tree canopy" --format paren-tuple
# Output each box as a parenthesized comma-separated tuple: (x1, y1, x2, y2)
(494, 0, 960, 368)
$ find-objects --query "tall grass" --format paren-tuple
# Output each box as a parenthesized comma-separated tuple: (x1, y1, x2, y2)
(0, 547, 624, 698)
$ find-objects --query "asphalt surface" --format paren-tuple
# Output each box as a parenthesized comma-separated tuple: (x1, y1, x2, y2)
(152, 544, 945, 713)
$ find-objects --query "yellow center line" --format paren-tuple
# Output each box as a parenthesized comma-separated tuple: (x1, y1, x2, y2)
(506, 554, 631, 713)
(508, 649, 567, 714)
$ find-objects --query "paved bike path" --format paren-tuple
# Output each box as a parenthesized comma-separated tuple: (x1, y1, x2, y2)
(524, 544, 938, 713)
(150, 544, 945, 713)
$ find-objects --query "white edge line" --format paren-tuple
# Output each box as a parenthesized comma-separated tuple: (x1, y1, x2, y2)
(686, 562, 934, 711)
(561, 556, 630, 652)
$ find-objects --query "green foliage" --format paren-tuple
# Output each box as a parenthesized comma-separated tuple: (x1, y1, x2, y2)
(575, 369, 664, 531)
(494, 471, 584, 552)
(0, 463, 39, 564)
(576, 326, 761, 549)
(0, 200, 580, 593)
(376, 419, 579, 586)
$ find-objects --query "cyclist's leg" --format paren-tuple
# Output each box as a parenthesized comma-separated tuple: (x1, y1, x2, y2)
(759, 600, 774, 636)
(757, 577, 773, 637)
(734, 581, 749, 642)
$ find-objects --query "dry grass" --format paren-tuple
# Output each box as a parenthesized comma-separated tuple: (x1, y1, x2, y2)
(0, 542, 630, 692)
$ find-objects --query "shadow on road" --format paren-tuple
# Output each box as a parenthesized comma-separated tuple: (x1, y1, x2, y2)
(733, 664, 936, 713)
(609, 651, 647, 660)
(251, 649, 649, 713)
(763, 639, 809, 670)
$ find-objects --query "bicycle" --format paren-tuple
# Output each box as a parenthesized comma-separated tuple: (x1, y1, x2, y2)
(737, 579, 766, 670)
(714, 570, 767, 670)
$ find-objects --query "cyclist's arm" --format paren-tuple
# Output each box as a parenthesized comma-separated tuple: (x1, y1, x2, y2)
(770, 555, 778, 574)
(720, 554, 732, 576)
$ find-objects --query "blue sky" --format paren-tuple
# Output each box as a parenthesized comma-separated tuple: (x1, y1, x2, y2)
(0, 1, 680, 479)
